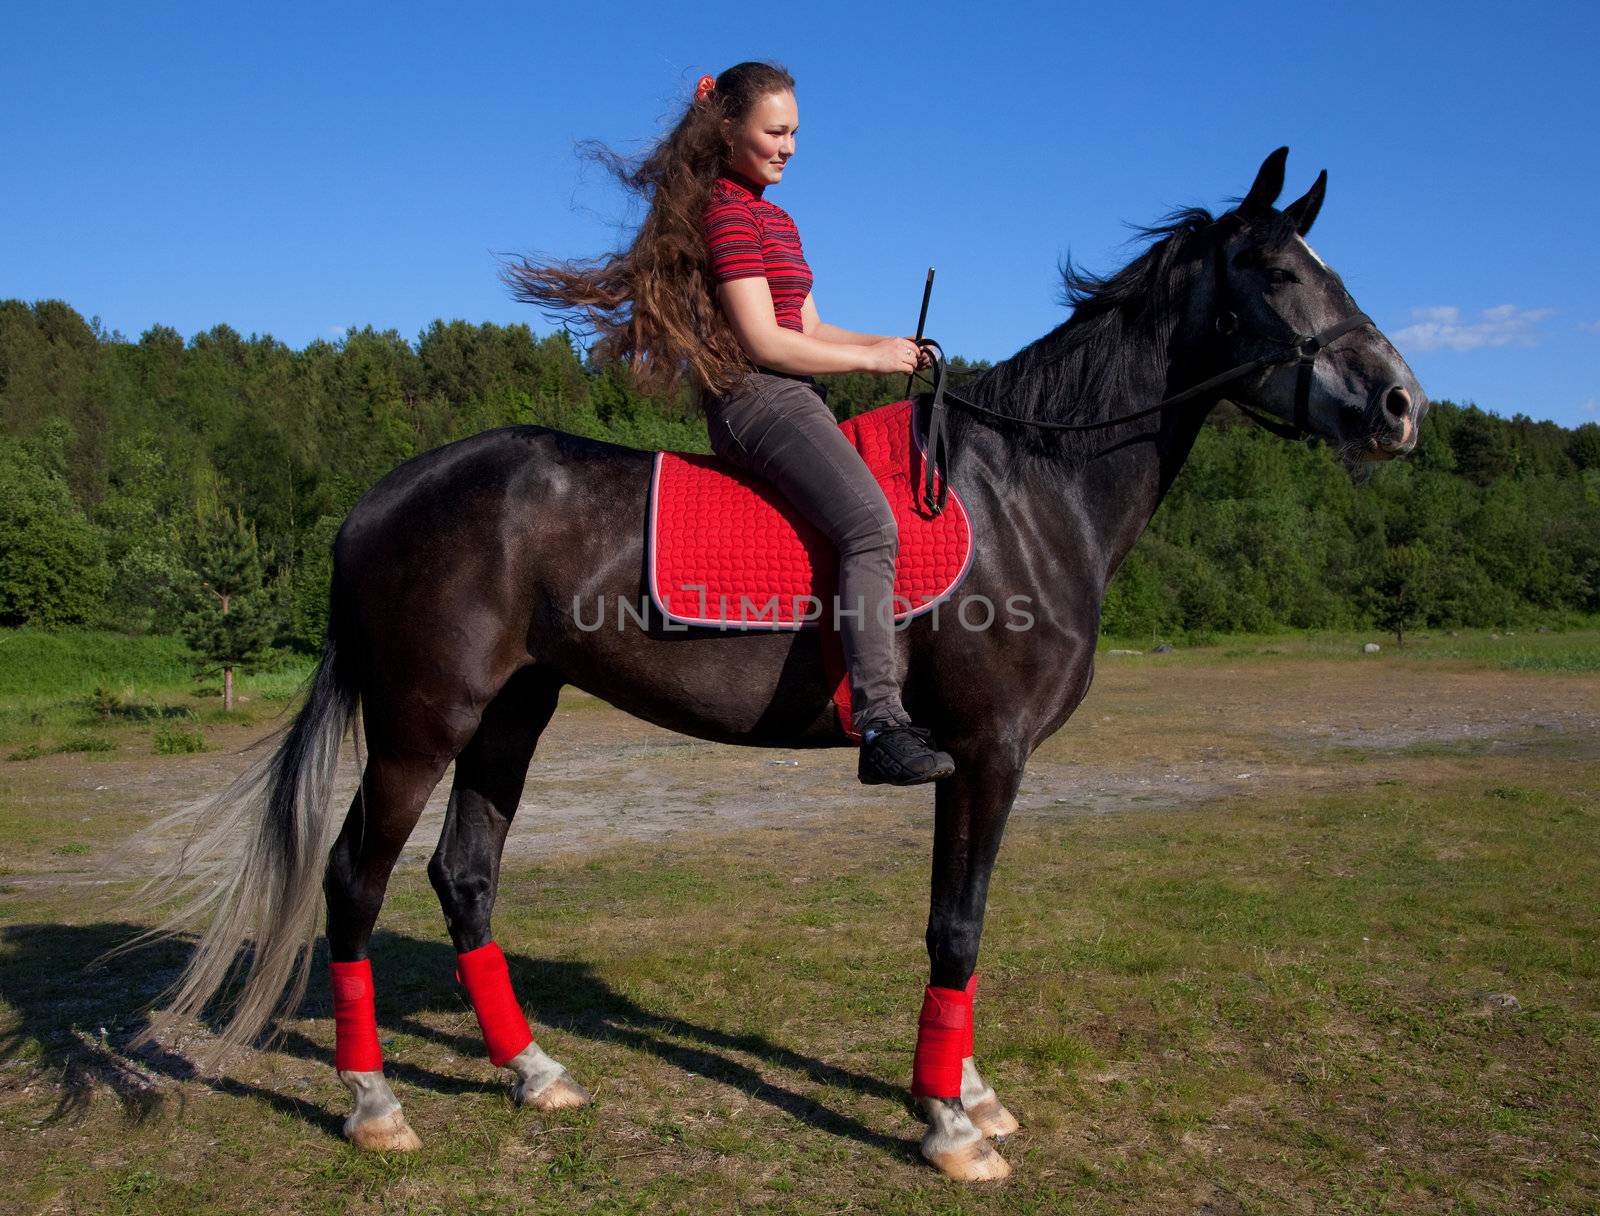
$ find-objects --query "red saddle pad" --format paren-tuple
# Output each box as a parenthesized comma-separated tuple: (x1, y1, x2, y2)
(646, 398, 974, 738)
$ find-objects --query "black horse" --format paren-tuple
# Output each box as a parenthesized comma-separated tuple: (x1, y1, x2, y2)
(141, 148, 1425, 1181)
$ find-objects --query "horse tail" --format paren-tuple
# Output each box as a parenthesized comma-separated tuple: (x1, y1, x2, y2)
(126, 607, 360, 1066)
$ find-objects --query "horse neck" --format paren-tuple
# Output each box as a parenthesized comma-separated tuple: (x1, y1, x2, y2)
(1071, 382, 1215, 587)
(960, 298, 1217, 589)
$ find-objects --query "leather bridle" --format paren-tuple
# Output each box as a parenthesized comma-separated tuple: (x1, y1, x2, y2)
(914, 213, 1375, 516)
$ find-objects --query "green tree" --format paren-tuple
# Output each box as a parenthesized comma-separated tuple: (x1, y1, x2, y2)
(92, 433, 190, 632)
(1449, 405, 1515, 487)
(0, 424, 111, 626)
(288, 514, 342, 651)
(1570, 423, 1600, 472)
(11, 294, 1600, 643)
(1101, 548, 1170, 638)
(1363, 542, 1436, 647)
(180, 504, 276, 709)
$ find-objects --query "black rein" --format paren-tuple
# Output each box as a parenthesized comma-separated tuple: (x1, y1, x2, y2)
(911, 217, 1375, 516)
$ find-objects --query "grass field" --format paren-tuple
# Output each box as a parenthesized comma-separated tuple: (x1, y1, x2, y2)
(0, 630, 313, 757)
(0, 629, 1597, 1213)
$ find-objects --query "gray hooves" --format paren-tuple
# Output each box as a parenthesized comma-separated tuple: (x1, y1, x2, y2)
(918, 1092, 1012, 1182)
(507, 1043, 591, 1112)
(923, 1136, 1012, 1182)
(346, 1109, 422, 1152)
(965, 1092, 1020, 1140)
(516, 1071, 591, 1112)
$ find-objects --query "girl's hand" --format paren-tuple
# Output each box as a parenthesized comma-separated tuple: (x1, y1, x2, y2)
(905, 338, 935, 370)
(866, 336, 921, 375)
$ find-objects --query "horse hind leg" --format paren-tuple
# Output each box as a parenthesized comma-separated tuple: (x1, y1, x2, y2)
(427, 668, 590, 1112)
(324, 743, 460, 1152)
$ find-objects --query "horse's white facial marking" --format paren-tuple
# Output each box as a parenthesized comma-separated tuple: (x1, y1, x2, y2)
(1295, 234, 1330, 272)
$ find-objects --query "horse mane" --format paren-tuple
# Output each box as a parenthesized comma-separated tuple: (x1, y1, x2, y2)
(946, 204, 1230, 467)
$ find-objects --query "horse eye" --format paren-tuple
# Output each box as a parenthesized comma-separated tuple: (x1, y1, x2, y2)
(1265, 267, 1298, 285)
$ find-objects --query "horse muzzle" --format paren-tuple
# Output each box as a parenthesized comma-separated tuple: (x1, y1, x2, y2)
(1362, 384, 1421, 459)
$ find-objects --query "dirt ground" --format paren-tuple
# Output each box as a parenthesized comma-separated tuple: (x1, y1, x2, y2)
(5, 655, 1598, 888)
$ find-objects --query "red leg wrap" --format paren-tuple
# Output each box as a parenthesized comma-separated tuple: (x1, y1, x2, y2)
(330, 959, 383, 1072)
(456, 941, 534, 1067)
(911, 982, 973, 1099)
(963, 973, 978, 1059)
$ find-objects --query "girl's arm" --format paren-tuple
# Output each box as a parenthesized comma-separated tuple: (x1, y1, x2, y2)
(804, 294, 932, 368)
(803, 293, 886, 346)
(719, 280, 912, 377)
(804, 295, 878, 345)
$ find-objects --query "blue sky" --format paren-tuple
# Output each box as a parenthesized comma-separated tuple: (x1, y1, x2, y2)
(4, 1, 1597, 427)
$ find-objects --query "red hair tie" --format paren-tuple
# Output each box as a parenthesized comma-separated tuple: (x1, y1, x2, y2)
(694, 73, 716, 105)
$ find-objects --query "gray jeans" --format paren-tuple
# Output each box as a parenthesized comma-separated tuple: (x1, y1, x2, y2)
(704, 371, 910, 729)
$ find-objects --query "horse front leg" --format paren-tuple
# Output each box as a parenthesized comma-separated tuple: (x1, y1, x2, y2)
(915, 745, 1025, 1182)
(960, 1053, 1020, 1139)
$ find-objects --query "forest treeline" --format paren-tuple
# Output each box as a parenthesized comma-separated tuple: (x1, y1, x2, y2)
(3, 297, 1599, 651)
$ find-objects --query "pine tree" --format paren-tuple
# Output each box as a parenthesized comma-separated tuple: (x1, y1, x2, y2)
(0, 423, 111, 627)
(180, 504, 276, 709)
(1364, 542, 1437, 648)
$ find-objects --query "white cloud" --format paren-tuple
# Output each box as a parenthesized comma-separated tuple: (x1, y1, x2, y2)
(328, 325, 350, 338)
(1578, 320, 1600, 335)
(1393, 304, 1555, 353)
(1409, 306, 1461, 325)
(1584, 398, 1599, 416)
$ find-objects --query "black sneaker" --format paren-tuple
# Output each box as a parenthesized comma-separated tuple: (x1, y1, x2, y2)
(858, 723, 957, 786)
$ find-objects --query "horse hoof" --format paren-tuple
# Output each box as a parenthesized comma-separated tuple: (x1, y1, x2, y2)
(518, 1071, 591, 1112)
(965, 1093, 1020, 1140)
(347, 1109, 422, 1152)
(924, 1137, 1011, 1182)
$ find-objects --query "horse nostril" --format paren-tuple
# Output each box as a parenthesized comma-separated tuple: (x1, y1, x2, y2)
(1383, 386, 1412, 421)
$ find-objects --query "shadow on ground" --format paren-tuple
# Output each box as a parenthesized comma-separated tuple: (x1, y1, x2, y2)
(0, 922, 914, 1157)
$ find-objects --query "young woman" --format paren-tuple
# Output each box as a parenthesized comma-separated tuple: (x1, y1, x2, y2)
(504, 59, 955, 786)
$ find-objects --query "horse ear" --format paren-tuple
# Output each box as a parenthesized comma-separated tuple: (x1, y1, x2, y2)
(1283, 170, 1327, 236)
(1241, 147, 1289, 216)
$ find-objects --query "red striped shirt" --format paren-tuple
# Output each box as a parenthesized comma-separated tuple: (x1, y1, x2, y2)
(702, 169, 813, 334)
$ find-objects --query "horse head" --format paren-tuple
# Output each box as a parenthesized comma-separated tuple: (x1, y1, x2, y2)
(1209, 147, 1427, 463)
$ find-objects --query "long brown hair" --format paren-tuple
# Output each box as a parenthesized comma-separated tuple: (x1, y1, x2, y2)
(501, 61, 795, 403)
